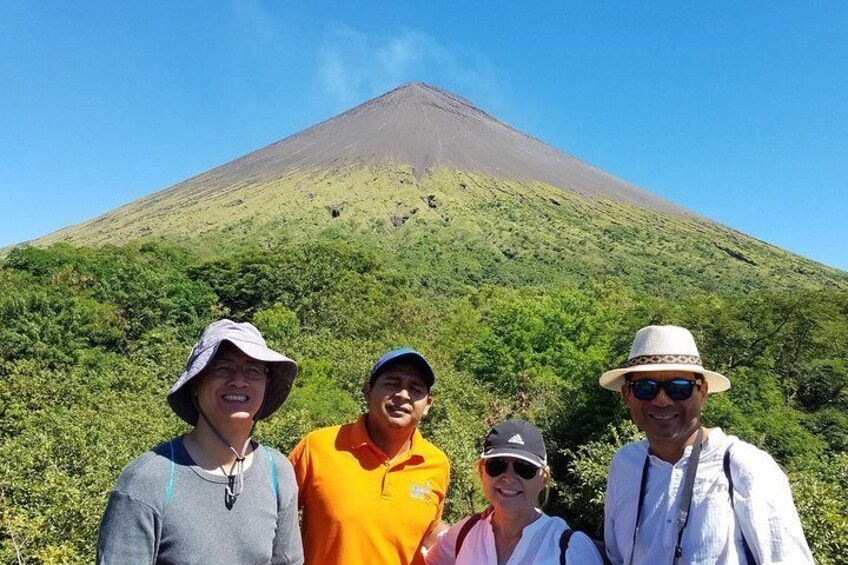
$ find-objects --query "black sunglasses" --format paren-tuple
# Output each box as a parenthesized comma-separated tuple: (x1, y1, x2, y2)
(626, 378, 702, 401)
(483, 457, 540, 480)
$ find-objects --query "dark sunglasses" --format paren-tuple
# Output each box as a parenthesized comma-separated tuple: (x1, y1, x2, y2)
(626, 378, 702, 401)
(483, 457, 540, 480)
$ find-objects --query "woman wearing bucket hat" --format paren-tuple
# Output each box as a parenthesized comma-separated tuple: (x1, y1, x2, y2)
(97, 319, 304, 565)
(601, 325, 812, 565)
(425, 420, 605, 565)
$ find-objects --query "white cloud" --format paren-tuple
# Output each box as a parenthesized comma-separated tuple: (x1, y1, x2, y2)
(317, 25, 507, 109)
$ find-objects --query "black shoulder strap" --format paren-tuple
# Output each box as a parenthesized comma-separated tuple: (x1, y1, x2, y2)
(722, 448, 734, 502)
(455, 512, 483, 559)
(559, 528, 574, 565)
(628, 452, 651, 564)
(723, 447, 757, 565)
(595, 539, 613, 565)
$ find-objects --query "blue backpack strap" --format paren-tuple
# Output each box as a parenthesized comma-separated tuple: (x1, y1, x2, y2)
(164, 439, 177, 507)
(262, 445, 279, 499)
(559, 528, 574, 565)
(723, 447, 757, 565)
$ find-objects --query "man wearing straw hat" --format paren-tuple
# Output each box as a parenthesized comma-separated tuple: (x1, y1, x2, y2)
(599, 325, 812, 565)
(97, 319, 303, 564)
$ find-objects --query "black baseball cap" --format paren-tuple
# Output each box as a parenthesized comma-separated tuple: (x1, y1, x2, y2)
(480, 419, 547, 467)
(369, 348, 435, 390)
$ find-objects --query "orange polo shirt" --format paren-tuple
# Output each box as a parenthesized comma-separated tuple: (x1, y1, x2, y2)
(289, 415, 450, 565)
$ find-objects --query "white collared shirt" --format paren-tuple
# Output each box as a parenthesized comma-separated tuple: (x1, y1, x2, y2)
(425, 511, 604, 565)
(604, 428, 814, 564)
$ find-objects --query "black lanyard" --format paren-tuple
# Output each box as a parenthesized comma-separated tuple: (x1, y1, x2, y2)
(628, 427, 704, 565)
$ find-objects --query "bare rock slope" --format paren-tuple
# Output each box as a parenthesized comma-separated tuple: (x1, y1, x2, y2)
(167, 82, 683, 213)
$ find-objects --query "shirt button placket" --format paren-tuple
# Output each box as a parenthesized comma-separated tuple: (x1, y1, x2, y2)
(382, 461, 392, 495)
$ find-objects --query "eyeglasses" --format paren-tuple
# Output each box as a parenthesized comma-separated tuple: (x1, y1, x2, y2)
(626, 378, 701, 401)
(208, 360, 269, 381)
(483, 457, 541, 480)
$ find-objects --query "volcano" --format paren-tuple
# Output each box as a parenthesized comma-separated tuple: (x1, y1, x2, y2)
(26, 83, 847, 294)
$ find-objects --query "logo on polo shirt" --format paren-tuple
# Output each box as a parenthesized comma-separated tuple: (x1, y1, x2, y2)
(508, 434, 525, 445)
(409, 482, 433, 502)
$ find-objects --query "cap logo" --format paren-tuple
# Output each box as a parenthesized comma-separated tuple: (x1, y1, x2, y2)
(507, 434, 525, 445)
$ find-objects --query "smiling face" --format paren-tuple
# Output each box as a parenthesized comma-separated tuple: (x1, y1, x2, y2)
(479, 457, 547, 516)
(623, 370, 707, 449)
(193, 342, 268, 430)
(364, 362, 432, 434)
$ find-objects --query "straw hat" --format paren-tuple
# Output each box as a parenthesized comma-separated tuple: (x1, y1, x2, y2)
(599, 325, 730, 393)
(167, 319, 298, 425)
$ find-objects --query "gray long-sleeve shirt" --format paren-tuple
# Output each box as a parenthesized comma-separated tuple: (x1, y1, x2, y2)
(97, 437, 304, 565)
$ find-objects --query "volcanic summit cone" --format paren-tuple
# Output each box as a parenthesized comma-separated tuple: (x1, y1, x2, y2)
(186, 82, 681, 212)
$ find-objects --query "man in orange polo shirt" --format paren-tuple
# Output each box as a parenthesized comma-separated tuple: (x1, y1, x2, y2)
(289, 348, 450, 565)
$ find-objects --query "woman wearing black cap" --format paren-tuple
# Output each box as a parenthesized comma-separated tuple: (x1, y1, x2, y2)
(96, 319, 304, 565)
(425, 420, 604, 565)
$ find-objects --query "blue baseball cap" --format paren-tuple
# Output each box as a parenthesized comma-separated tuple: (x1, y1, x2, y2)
(369, 348, 435, 390)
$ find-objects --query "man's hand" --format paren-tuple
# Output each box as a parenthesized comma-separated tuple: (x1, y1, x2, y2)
(421, 520, 450, 550)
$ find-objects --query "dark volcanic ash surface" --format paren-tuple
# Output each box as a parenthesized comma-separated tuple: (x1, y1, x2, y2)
(174, 83, 686, 214)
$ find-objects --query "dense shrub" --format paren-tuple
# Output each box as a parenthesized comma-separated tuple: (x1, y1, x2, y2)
(1, 241, 846, 563)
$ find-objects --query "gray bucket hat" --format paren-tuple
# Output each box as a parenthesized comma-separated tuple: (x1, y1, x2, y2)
(167, 319, 298, 425)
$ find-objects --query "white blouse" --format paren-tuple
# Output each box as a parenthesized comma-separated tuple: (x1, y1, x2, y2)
(425, 511, 605, 565)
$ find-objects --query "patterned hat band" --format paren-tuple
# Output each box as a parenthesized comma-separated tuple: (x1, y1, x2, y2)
(626, 353, 702, 367)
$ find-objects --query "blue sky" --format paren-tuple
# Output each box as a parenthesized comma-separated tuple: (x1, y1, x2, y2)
(1, 2, 846, 270)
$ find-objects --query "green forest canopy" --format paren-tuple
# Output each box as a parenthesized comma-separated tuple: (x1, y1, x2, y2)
(1, 239, 846, 564)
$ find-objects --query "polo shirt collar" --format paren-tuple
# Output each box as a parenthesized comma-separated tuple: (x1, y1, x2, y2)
(350, 414, 373, 450)
(352, 414, 426, 463)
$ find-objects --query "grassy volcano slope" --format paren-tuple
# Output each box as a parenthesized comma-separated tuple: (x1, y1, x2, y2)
(34, 165, 847, 297)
